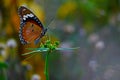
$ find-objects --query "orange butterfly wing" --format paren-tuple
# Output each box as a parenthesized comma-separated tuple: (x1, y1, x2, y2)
(22, 21, 42, 44)
(18, 6, 46, 44)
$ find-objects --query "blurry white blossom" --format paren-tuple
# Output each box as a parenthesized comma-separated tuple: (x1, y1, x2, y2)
(95, 41, 105, 50)
(88, 33, 99, 43)
(6, 39, 17, 48)
(60, 42, 72, 48)
(89, 60, 98, 71)
(31, 74, 41, 80)
(59, 42, 73, 57)
(64, 24, 75, 33)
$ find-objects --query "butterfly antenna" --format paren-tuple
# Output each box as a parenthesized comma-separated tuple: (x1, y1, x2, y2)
(46, 16, 56, 30)
(46, 16, 56, 40)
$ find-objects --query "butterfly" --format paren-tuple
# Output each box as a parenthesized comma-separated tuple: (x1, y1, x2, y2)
(18, 6, 47, 45)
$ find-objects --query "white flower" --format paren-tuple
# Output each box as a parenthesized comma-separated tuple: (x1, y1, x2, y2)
(95, 41, 105, 50)
(64, 24, 75, 33)
(31, 74, 41, 80)
(60, 42, 72, 48)
(88, 33, 99, 43)
(6, 39, 17, 48)
(89, 60, 98, 71)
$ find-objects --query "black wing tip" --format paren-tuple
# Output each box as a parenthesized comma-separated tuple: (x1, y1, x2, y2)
(18, 5, 28, 14)
(18, 5, 28, 9)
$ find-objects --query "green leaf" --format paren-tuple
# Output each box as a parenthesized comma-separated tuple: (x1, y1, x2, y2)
(23, 47, 79, 56)
(56, 47, 80, 51)
(23, 48, 49, 56)
(0, 62, 8, 69)
(26, 48, 49, 51)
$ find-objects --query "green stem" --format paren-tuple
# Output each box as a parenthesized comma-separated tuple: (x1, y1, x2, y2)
(44, 52, 49, 80)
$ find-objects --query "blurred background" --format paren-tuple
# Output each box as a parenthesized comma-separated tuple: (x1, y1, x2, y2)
(0, 0, 120, 80)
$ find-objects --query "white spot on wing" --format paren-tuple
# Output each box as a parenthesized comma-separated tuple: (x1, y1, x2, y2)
(29, 13, 34, 17)
(23, 17, 26, 20)
(23, 13, 34, 20)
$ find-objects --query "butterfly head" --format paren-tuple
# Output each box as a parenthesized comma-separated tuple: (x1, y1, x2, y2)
(41, 28, 47, 37)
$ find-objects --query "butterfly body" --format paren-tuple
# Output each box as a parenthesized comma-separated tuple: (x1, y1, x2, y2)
(18, 6, 47, 45)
